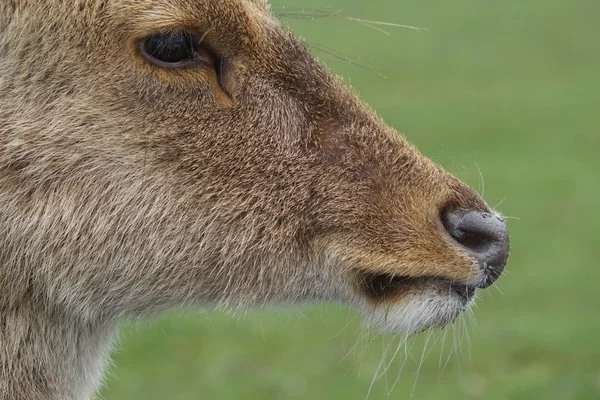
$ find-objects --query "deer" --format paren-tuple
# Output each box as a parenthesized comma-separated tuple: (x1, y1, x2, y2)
(0, 0, 510, 399)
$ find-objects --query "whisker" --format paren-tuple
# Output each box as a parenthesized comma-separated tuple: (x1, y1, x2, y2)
(274, 8, 427, 81)
(493, 197, 507, 210)
(329, 313, 359, 341)
(461, 315, 472, 361)
(493, 283, 505, 295)
(338, 16, 428, 33)
(382, 334, 408, 376)
(375, 340, 392, 380)
(387, 334, 411, 395)
(475, 162, 485, 197)
(336, 325, 369, 370)
(309, 43, 388, 79)
(307, 43, 368, 62)
(466, 308, 479, 329)
(438, 326, 449, 370)
(365, 340, 388, 400)
(389, 334, 415, 395)
(494, 210, 521, 221)
(411, 329, 433, 396)
(441, 322, 460, 373)
(274, 8, 428, 33)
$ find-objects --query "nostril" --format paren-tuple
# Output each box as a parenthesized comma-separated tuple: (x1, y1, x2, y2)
(442, 209, 510, 286)
(442, 209, 506, 253)
(445, 212, 499, 250)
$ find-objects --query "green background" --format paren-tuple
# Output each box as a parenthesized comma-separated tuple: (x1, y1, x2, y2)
(101, 0, 600, 399)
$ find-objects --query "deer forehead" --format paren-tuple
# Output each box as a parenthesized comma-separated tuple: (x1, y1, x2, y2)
(111, 0, 270, 30)
(8, 1, 275, 48)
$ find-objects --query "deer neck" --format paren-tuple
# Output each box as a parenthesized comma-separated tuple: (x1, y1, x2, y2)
(0, 303, 116, 400)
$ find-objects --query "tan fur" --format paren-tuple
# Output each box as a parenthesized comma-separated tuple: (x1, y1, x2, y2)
(0, 1, 493, 399)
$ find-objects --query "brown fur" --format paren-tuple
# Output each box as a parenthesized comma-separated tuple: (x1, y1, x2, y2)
(0, 1, 494, 399)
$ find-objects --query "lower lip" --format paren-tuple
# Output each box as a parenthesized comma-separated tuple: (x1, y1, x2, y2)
(451, 284, 476, 302)
(359, 272, 477, 303)
(416, 277, 476, 302)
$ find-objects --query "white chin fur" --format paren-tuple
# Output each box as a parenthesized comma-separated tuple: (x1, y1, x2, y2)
(363, 288, 473, 336)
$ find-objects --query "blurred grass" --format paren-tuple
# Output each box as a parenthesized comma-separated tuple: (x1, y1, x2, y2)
(101, 0, 600, 399)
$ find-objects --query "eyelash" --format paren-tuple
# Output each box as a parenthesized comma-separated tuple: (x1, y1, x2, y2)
(139, 31, 217, 70)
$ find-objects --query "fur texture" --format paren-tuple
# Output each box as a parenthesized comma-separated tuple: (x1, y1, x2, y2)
(1, 1, 497, 399)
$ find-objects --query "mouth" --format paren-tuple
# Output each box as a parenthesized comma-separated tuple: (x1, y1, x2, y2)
(354, 270, 477, 335)
(357, 271, 476, 304)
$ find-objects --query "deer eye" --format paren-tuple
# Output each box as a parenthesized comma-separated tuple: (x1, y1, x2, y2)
(140, 31, 215, 69)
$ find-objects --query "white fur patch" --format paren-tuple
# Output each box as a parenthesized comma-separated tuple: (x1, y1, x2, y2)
(363, 286, 473, 336)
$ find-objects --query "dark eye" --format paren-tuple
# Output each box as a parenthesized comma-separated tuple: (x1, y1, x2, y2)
(140, 31, 214, 68)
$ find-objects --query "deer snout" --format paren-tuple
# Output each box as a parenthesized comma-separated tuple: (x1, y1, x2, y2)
(442, 209, 510, 288)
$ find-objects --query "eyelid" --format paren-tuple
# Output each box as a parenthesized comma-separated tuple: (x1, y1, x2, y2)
(137, 30, 230, 99)
(139, 30, 218, 70)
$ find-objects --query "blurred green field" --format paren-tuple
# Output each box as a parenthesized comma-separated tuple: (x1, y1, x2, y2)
(101, 0, 600, 399)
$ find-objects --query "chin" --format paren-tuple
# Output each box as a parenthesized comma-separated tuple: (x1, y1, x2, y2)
(355, 273, 477, 335)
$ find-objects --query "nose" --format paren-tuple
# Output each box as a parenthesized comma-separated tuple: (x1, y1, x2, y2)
(442, 209, 510, 288)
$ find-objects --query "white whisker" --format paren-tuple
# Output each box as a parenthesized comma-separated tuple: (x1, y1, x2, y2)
(411, 329, 433, 396)
(475, 162, 485, 197)
(387, 334, 412, 395)
(493, 197, 507, 210)
(365, 341, 388, 400)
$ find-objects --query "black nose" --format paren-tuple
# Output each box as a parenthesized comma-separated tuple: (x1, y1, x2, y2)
(442, 209, 510, 288)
